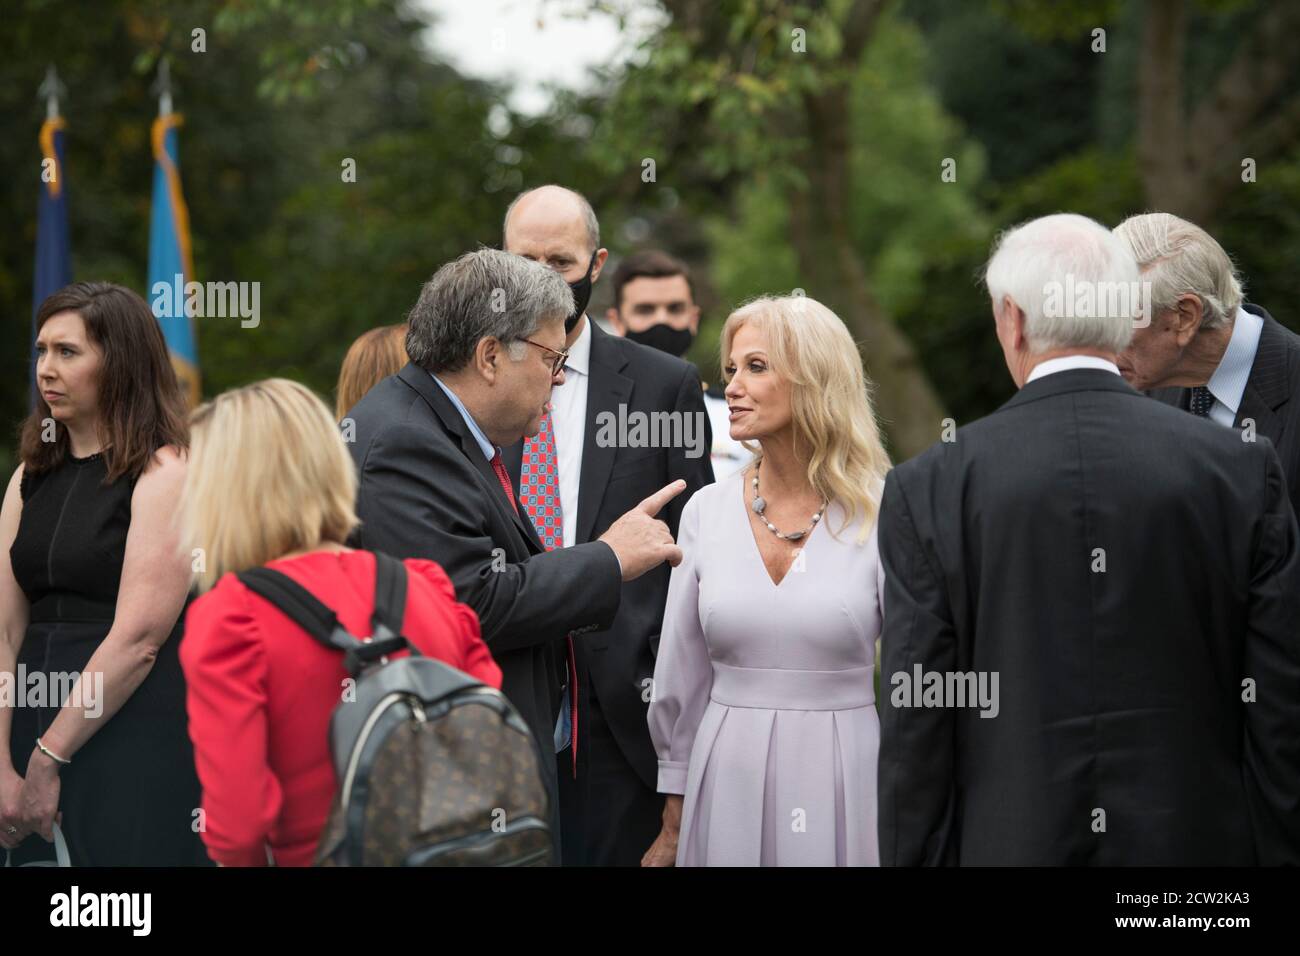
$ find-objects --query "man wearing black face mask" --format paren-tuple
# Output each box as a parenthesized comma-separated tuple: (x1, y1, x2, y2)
(607, 250, 700, 357)
(608, 250, 753, 479)
(501, 188, 715, 867)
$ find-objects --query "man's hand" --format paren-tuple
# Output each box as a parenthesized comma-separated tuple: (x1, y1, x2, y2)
(598, 480, 686, 582)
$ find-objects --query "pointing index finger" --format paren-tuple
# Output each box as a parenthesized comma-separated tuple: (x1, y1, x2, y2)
(637, 479, 687, 516)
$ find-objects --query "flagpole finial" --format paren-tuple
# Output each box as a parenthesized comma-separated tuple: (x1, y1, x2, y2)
(38, 64, 65, 120)
(152, 57, 174, 116)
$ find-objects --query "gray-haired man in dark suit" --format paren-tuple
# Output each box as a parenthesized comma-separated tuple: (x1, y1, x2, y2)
(342, 248, 686, 836)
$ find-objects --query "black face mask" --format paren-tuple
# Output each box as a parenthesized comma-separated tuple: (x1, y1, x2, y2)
(566, 251, 598, 334)
(625, 323, 696, 358)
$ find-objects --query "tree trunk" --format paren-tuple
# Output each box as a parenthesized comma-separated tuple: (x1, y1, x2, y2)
(789, 84, 948, 462)
(1137, 0, 1197, 216)
(1139, 0, 1300, 224)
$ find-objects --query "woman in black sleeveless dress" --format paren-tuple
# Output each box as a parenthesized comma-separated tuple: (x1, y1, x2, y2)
(0, 282, 207, 866)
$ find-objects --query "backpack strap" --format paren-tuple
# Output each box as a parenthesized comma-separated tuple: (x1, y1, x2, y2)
(237, 566, 356, 654)
(236, 555, 417, 675)
(370, 552, 410, 644)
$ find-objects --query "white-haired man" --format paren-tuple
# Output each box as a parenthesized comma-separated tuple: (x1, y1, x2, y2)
(878, 213, 1300, 865)
(1114, 211, 1300, 517)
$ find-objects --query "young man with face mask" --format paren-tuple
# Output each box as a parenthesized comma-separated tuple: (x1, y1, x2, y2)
(501, 187, 715, 867)
(607, 250, 753, 479)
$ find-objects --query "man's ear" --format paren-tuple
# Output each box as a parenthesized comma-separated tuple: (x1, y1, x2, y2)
(1010, 300, 1029, 352)
(607, 307, 626, 335)
(1173, 294, 1205, 345)
(688, 305, 700, 335)
(475, 336, 503, 384)
(994, 295, 1025, 351)
(590, 248, 609, 283)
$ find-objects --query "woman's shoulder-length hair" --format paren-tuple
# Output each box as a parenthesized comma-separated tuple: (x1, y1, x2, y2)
(182, 378, 359, 592)
(20, 281, 189, 483)
(720, 294, 891, 541)
(336, 323, 409, 420)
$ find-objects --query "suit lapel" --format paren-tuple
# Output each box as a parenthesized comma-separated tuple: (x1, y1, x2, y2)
(397, 363, 542, 551)
(1236, 381, 1283, 442)
(498, 415, 548, 553)
(1234, 307, 1290, 449)
(512, 483, 546, 552)
(502, 440, 524, 492)
(576, 324, 634, 543)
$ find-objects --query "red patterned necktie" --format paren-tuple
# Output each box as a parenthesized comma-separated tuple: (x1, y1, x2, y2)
(489, 450, 519, 516)
(519, 412, 563, 549)
(519, 412, 579, 777)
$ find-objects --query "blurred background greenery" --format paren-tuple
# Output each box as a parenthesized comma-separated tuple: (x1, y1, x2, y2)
(4, 0, 1299, 477)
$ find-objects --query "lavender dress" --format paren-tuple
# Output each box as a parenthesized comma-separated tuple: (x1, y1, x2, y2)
(648, 471, 885, 866)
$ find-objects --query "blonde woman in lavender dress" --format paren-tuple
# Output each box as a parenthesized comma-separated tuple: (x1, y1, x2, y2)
(643, 295, 890, 867)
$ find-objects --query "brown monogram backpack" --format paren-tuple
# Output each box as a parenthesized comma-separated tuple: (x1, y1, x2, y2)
(236, 552, 554, 866)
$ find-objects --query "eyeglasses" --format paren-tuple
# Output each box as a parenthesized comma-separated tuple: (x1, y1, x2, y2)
(520, 338, 569, 376)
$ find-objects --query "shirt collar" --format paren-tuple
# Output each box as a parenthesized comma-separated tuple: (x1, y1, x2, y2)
(563, 315, 592, 377)
(1206, 305, 1264, 418)
(1026, 354, 1122, 384)
(430, 373, 495, 461)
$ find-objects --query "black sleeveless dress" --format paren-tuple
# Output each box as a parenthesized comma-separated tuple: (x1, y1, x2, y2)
(7, 451, 210, 866)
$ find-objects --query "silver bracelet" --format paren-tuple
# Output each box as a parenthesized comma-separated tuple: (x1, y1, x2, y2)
(36, 737, 71, 766)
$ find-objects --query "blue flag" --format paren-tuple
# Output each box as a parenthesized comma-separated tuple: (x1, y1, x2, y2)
(32, 116, 72, 408)
(148, 113, 200, 405)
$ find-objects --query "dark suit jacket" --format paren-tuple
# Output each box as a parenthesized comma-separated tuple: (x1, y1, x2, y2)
(344, 362, 624, 807)
(504, 322, 715, 790)
(1150, 304, 1300, 518)
(878, 368, 1300, 865)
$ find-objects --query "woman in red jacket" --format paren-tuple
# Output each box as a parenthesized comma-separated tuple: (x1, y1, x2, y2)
(179, 378, 501, 867)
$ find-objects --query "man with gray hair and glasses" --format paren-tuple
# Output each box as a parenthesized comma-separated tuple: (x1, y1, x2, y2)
(878, 213, 1300, 865)
(1113, 211, 1300, 517)
(500, 185, 714, 867)
(343, 249, 687, 840)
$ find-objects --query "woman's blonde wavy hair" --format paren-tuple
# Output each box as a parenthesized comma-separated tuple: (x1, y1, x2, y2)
(181, 378, 359, 591)
(721, 295, 891, 542)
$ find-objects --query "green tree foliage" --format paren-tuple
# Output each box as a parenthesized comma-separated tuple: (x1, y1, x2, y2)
(4, 0, 1298, 477)
(0, 0, 590, 477)
(703, 10, 989, 406)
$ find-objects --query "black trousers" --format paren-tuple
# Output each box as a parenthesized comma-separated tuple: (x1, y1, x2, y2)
(557, 680, 664, 866)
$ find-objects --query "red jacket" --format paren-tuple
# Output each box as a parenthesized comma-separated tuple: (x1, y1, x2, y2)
(181, 550, 501, 866)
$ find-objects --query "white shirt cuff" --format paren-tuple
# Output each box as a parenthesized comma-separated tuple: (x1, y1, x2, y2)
(658, 761, 688, 795)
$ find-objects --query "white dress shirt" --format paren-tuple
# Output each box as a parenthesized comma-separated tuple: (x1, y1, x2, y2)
(1202, 305, 1264, 429)
(1026, 354, 1122, 383)
(430, 373, 494, 461)
(548, 315, 591, 549)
